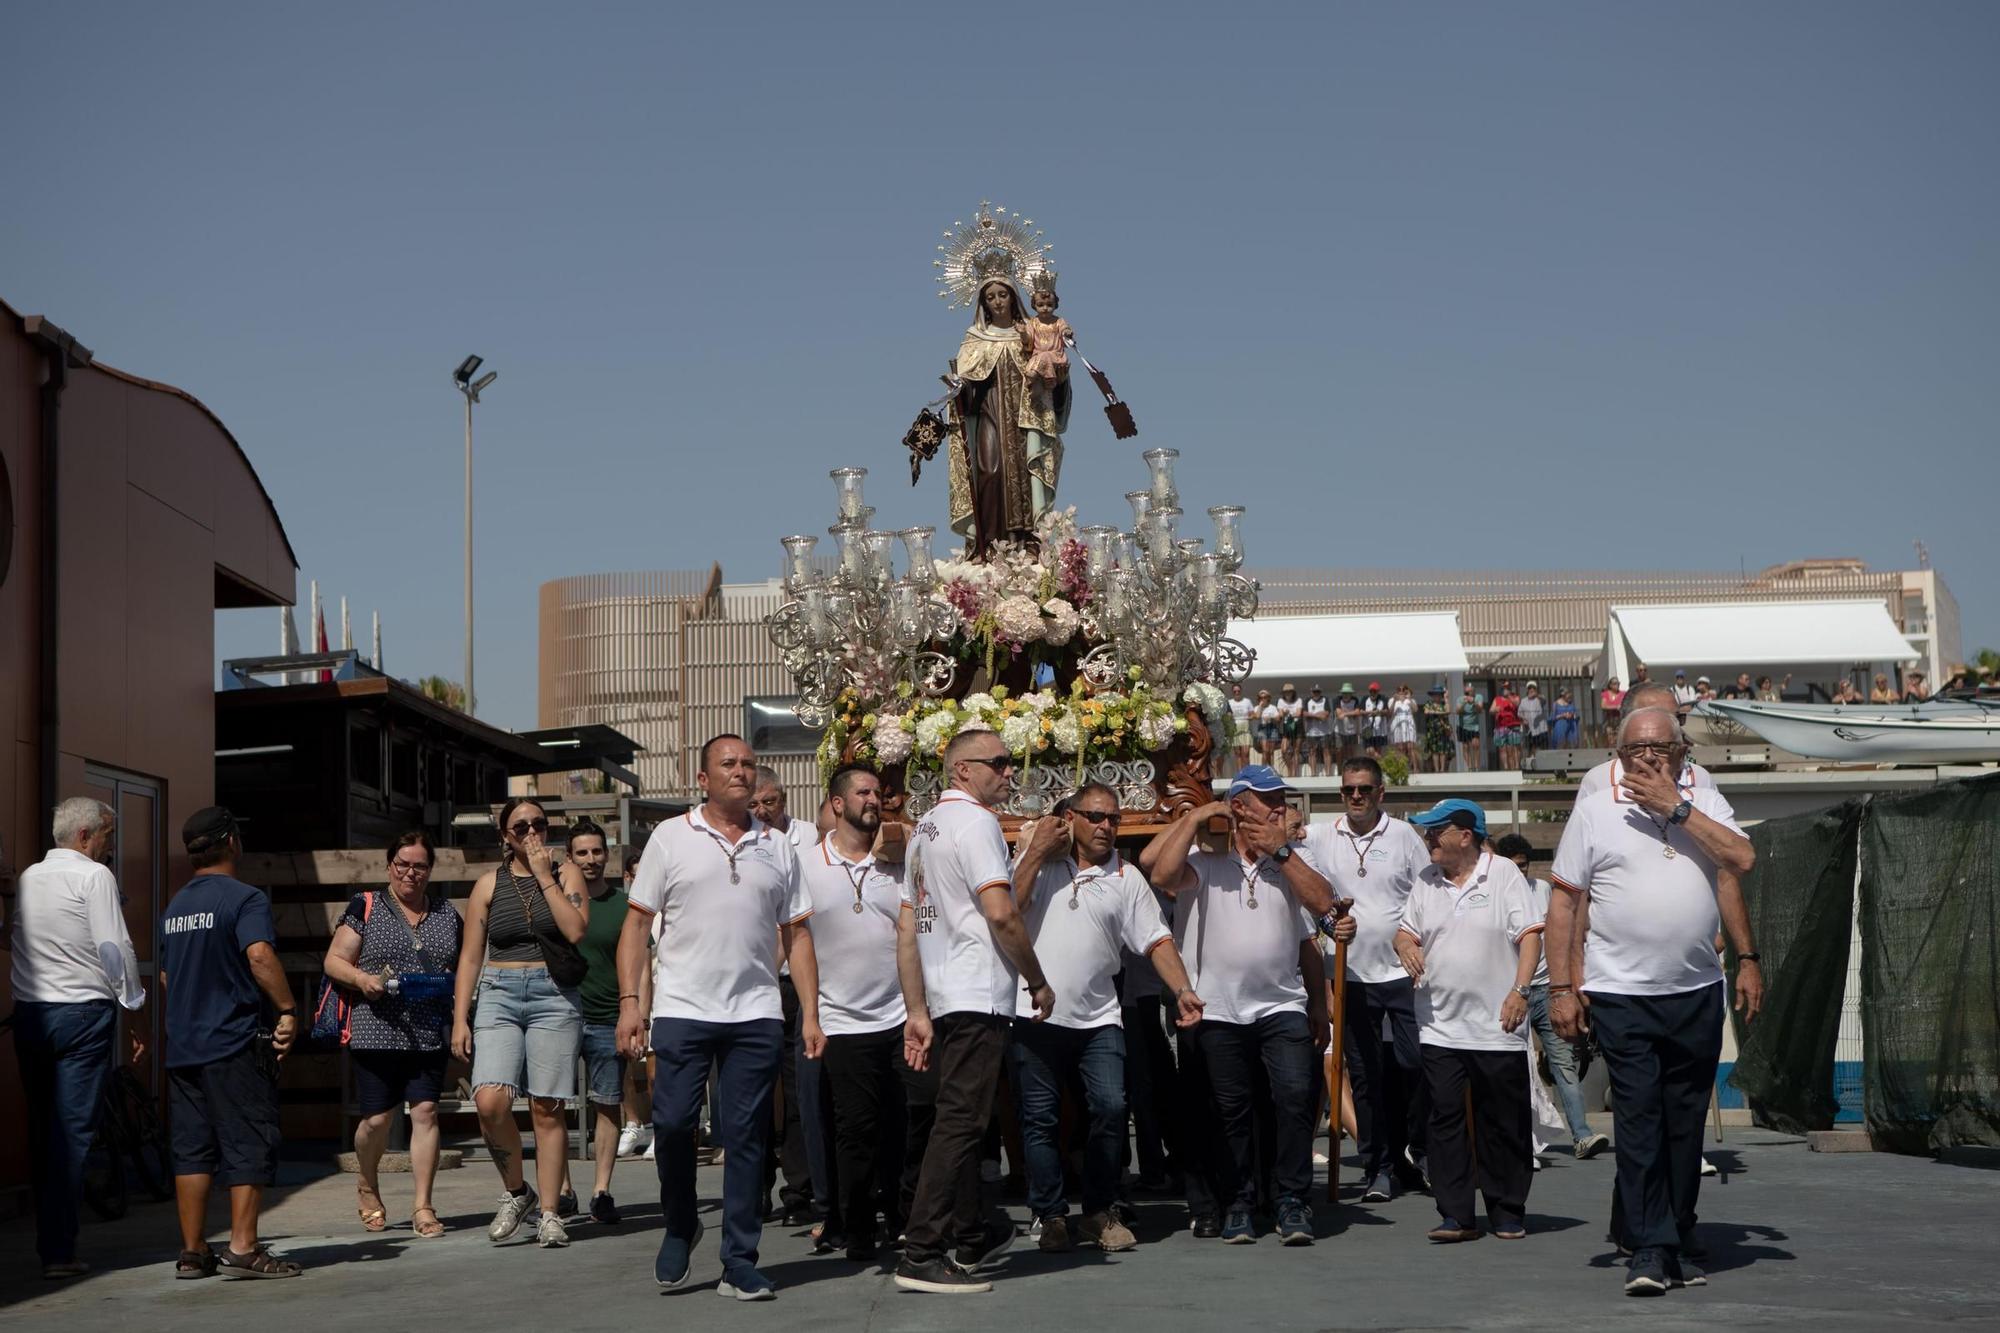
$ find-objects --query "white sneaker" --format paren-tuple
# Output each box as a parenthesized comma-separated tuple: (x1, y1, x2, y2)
(1699, 1155, 1719, 1177)
(644, 1136, 657, 1160)
(537, 1213, 570, 1248)
(489, 1188, 538, 1242)
(617, 1123, 653, 1158)
(1312, 1150, 1330, 1166)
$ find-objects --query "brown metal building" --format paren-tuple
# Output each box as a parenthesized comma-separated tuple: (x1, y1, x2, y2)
(0, 298, 297, 1189)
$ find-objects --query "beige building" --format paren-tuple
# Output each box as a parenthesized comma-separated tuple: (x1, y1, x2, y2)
(540, 557, 1960, 802)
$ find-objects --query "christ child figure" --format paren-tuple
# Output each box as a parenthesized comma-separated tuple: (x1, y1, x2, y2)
(1019, 274, 1072, 386)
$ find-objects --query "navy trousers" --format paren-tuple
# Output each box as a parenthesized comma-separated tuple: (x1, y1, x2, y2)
(1589, 983, 1724, 1253)
(653, 1016, 783, 1273)
(14, 999, 117, 1265)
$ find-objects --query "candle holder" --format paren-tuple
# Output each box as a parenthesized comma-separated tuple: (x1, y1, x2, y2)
(830, 467, 869, 522)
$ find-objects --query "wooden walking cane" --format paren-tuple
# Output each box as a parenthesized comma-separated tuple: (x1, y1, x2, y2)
(1325, 931, 1349, 1204)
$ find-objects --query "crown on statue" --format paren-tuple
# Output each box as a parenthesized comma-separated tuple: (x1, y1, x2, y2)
(934, 201, 1053, 310)
(1029, 268, 1059, 296)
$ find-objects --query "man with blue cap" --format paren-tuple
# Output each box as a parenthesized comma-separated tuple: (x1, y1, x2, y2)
(1140, 765, 1351, 1247)
(1395, 799, 1543, 1246)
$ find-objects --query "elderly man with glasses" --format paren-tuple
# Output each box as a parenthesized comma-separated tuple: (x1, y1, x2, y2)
(893, 729, 1055, 1294)
(1009, 784, 1205, 1254)
(1546, 708, 1761, 1297)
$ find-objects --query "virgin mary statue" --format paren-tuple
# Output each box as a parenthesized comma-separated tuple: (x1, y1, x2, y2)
(948, 277, 1070, 559)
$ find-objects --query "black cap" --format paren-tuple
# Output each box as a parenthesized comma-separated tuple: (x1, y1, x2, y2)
(182, 806, 239, 855)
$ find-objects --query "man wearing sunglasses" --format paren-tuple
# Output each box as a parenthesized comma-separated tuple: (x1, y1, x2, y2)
(1008, 784, 1204, 1255)
(893, 730, 1054, 1294)
(1546, 708, 1759, 1297)
(1141, 765, 1341, 1248)
(1302, 757, 1433, 1203)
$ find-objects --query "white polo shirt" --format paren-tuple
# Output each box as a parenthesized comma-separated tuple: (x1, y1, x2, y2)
(628, 805, 812, 1023)
(1303, 696, 1332, 736)
(903, 789, 1019, 1017)
(1305, 815, 1431, 985)
(1018, 854, 1170, 1028)
(1171, 845, 1320, 1025)
(1526, 877, 1553, 987)
(1551, 782, 1743, 996)
(800, 838, 906, 1036)
(1397, 852, 1543, 1051)
(1574, 758, 1715, 802)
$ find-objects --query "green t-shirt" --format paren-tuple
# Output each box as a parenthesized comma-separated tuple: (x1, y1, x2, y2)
(577, 881, 631, 1024)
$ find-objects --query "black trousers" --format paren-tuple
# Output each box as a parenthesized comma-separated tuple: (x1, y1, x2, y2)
(1197, 1012, 1317, 1210)
(1123, 995, 1184, 1179)
(820, 1024, 911, 1247)
(1590, 983, 1724, 1253)
(765, 975, 815, 1213)
(1421, 1045, 1532, 1228)
(902, 1012, 1009, 1262)
(1344, 975, 1428, 1180)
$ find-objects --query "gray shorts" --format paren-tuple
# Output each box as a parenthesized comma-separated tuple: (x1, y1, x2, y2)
(470, 965, 582, 1099)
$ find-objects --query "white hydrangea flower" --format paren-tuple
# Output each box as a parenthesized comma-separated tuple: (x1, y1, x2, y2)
(1040, 597, 1080, 646)
(999, 713, 1040, 756)
(872, 712, 914, 764)
(1050, 710, 1083, 754)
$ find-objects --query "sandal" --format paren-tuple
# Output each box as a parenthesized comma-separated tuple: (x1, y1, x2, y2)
(175, 1248, 218, 1280)
(357, 1184, 388, 1233)
(411, 1206, 447, 1239)
(215, 1244, 302, 1279)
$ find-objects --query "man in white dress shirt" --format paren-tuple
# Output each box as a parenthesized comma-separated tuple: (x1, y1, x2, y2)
(617, 735, 823, 1301)
(800, 764, 911, 1262)
(1142, 766, 1340, 1247)
(1546, 708, 1761, 1297)
(1304, 756, 1433, 1203)
(893, 729, 1054, 1294)
(1010, 783, 1205, 1254)
(7, 797, 147, 1279)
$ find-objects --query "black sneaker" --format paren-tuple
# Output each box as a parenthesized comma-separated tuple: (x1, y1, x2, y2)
(1190, 1213, 1222, 1240)
(1625, 1247, 1670, 1296)
(1361, 1171, 1393, 1203)
(1667, 1253, 1708, 1288)
(1276, 1200, 1314, 1246)
(1220, 1208, 1256, 1244)
(555, 1189, 579, 1220)
(590, 1192, 620, 1226)
(894, 1255, 992, 1294)
(951, 1222, 1016, 1271)
(811, 1228, 846, 1256)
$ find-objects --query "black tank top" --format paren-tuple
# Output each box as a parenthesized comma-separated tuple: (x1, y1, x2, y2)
(485, 863, 554, 964)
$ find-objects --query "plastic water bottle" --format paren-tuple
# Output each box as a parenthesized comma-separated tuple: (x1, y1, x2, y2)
(380, 967, 402, 997)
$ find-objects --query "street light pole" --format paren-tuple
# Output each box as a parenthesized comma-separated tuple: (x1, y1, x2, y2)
(453, 356, 498, 717)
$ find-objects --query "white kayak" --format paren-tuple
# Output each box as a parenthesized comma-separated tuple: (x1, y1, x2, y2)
(1696, 698, 2000, 764)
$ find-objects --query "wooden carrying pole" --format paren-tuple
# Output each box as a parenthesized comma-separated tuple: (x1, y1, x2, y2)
(1325, 934, 1348, 1203)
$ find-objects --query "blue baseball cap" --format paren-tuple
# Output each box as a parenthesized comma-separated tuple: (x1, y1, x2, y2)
(1409, 798, 1488, 838)
(1227, 764, 1292, 798)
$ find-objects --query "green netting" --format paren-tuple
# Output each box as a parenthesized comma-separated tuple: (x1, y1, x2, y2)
(1859, 772, 2000, 1153)
(1727, 799, 1862, 1134)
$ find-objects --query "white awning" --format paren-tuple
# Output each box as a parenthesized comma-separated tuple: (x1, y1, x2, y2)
(1232, 611, 1469, 684)
(1607, 600, 1918, 672)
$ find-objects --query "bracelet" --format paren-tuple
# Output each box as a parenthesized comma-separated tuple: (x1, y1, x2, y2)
(1738, 951, 1761, 963)
(618, 992, 640, 1001)
(1547, 986, 1574, 996)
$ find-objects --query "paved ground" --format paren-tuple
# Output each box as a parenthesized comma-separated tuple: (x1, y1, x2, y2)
(7, 1121, 2000, 1331)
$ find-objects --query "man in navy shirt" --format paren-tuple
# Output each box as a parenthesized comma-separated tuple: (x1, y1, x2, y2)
(158, 807, 301, 1280)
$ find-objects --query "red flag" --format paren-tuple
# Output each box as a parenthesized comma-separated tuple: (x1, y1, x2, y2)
(316, 603, 331, 682)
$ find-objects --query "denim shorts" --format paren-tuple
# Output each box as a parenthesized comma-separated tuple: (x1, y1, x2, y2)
(580, 1021, 627, 1106)
(471, 966, 582, 1099)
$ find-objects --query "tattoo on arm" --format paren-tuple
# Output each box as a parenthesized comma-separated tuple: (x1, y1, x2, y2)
(487, 1144, 513, 1180)
(567, 894, 584, 908)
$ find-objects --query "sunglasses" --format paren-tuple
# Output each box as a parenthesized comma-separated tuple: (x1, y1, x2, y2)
(960, 754, 1016, 773)
(1071, 809, 1121, 826)
(509, 818, 550, 837)
(1340, 784, 1380, 796)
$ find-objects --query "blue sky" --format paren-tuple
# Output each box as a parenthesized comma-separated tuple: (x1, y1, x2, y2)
(5, 2, 1994, 729)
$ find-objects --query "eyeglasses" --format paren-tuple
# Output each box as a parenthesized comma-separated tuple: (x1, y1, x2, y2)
(509, 818, 550, 837)
(390, 860, 432, 875)
(1617, 742, 1679, 757)
(1071, 809, 1121, 826)
(960, 754, 1016, 773)
(1340, 784, 1379, 797)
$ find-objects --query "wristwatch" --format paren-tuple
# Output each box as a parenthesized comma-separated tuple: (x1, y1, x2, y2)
(1668, 799, 1693, 825)
(1271, 844, 1293, 864)
(1514, 984, 1532, 998)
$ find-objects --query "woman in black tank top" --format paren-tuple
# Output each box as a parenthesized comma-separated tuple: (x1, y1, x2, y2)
(450, 798, 590, 1246)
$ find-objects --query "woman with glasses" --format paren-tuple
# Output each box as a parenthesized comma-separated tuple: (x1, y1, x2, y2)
(451, 798, 590, 1247)
(321, 832, 464, 1237)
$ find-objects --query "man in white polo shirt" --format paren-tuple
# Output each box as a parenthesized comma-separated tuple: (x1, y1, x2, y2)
(1142, 765, 1336, 1248)
(1302, 685, 1334, 777)
(1394, 799, 1544, 1244)
(1303, 755, 1433, 1203)
(892, 728, 1054, 1295)
(616, 734, 822, 1302)
(800, 764, 910, 1263)
(1546, 708, 1761, 1297)
(1010, 783, 1205, 1255)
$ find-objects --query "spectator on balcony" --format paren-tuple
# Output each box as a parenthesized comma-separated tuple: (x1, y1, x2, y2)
(1302, 685, 1335, 777)
(1670, 671, 1698, 716)
(1517, 683, 1548, 759)
(1389, 684, 1420, 771)
(1227, 685, 1254, 776)
(1276, 683, 1306, 776)
(1363, 683, 1391, 759)
(1900, 670, 1929, 703)
(1335, 685, 1364, 764)
(1490, 684, 1523, 772)
(1831, 678, 1865, 705)
(1253, 690, 1281, 769)
(1421, 686, 1455, 774)
(1600, 677, 1626, 745)
(1549, 689, 1581, 750)
(1755, 675, 1783, 703)
(1456, 686, 1485, 772)
(1722, 673, 1757, 701)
